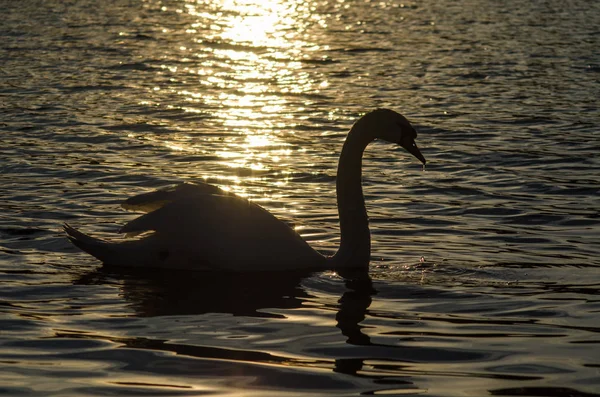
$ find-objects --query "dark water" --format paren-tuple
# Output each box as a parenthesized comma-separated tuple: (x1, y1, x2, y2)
(1, 0, 599, 395)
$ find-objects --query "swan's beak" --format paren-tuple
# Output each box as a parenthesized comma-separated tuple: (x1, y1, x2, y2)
(402, 139, 426, 165)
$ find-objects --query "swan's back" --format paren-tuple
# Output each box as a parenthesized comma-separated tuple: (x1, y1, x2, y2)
(66, 183, 325, 271)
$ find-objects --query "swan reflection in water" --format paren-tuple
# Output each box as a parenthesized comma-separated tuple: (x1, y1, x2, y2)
(74, 266, 373, 319)
(70, 267, 388, 389)
(71, 266, 486, 393)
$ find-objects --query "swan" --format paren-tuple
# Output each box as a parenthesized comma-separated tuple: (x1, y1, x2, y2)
(64, 109, 426, 271)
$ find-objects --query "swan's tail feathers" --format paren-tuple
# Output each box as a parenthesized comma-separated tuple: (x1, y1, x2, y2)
(64, 223, 168, 267)
(64, 223, 118, 264)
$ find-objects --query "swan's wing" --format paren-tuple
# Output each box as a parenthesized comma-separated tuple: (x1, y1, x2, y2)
(119, 194, 322, 270)
(122, 182, 228, 213)
(120, 193, 258, 235)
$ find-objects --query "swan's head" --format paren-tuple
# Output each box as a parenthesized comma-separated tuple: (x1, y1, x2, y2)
(358, 108, 426, 164)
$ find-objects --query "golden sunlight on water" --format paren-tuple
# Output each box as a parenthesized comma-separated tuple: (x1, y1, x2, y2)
(155, 0, 330, 199)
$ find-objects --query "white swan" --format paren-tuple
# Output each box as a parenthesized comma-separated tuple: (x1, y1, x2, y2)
(65, 109, 426, 271)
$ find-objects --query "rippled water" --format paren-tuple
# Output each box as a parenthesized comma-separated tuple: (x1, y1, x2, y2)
(2, 0, 599, 395)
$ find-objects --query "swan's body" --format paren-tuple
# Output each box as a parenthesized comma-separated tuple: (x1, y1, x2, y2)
(65, 109, 426, 271)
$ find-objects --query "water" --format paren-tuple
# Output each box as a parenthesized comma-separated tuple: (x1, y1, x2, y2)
(1, 0, 599, 395)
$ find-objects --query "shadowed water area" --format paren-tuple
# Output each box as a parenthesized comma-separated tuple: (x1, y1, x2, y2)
(1, 0, 599, 395)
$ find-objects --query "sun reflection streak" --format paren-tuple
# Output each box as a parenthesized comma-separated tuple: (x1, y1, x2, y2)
(148, 0, 329, 203)
(219, 3, 300, 49)
(189, 0, 318, 124)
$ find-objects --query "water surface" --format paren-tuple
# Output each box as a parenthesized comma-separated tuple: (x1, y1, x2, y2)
(1, 0, 599, 395)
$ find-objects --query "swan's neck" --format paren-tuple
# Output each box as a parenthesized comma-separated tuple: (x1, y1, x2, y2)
(331, 125, 373, 268)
